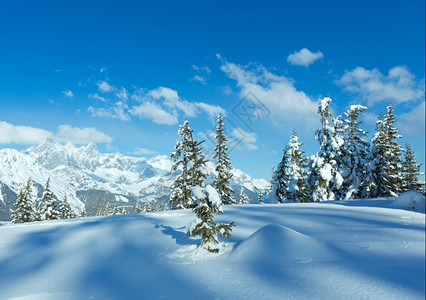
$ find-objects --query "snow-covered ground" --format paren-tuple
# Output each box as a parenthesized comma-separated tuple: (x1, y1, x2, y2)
(0, 195, 424, 299)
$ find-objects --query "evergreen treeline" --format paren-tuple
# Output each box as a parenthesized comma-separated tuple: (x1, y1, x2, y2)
(10, 178, 169, 224)
(11, 178, 78, 224)
(272, 98, 424, 202)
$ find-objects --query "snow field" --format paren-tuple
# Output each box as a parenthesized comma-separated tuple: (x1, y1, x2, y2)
(0, 199, 424, 299)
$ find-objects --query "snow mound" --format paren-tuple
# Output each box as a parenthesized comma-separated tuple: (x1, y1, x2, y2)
(390, 191, 425, 213)
(230, 224, 332, 263)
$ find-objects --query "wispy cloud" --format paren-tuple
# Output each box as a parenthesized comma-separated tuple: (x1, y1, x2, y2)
(230, 127, 257, 150)
(88, 101, 130, 121)
(89, 79, 225, 125)
(190, 75, 207, 85)
(89, 93, 107, 102)
(196, 102, 226, 119)
(287, 48, 323, 67)
(115, 87, 129, 101)
(62, 90, 74, 98)
(336, 66, 425, 105)
(192, 65, 211, 74)
(129, 147, 157, 156)
(190, 64, 211, 84)
(97, 80, 114, 93)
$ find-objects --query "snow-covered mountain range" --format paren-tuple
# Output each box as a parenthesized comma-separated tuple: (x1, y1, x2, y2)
(0, 140, 268, 220)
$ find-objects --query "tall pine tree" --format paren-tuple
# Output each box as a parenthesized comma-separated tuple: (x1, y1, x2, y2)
(401, 143, 423, 193)
(365, 101, 403, 197)
(308, 98, 344, 201)
(213, 115, 236, 205)
(274, 147, 289, 203)
(170, 120, 196, 210)
(283, 130, 310, 202)
(239, 188, 249, 204)
(170, 119, 209, 209)
(340, 105, 370, 199)
(59, 194, 73, 219)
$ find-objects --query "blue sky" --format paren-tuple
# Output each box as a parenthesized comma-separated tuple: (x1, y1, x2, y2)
(0, 0, 424, 180)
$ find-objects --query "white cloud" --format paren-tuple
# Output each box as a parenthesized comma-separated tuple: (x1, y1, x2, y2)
(222, 86, 233, 95)
(115, 87, 129, 101)
(88, 101, 130, 121)
(0, 122, 112, 145)
(0, 121, 53, 144)
(230, 127, 257, 150)
(361, 111, 379, 126)
(190, 75, 207, 85)
(192, 65, 211, 74)
(97, 80, 114, 93)
(147, 87, 198, 117)
(56, 125, 113, 144)
(196, 102, 226, 119)
(397, 102, 425, 137)
(62, 90, 74, 98)
(100, 67, 106, 73)
(148, 86, 180, 102)
(287, 48, 324, 67)
(336, 66, 425, 105)
(89, 93, 106, 102)
(90, 82, 225, 124)
(220, 59, 318, 128)
(130, 147, 157, 156)
(129, 101, 178, 125)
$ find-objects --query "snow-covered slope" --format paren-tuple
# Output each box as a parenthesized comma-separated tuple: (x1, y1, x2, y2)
(0, 199, 424, 299)
(0, 140, 268, 220)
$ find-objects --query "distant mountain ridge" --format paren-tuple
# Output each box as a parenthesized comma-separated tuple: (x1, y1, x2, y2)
(0, 140, 268, 220)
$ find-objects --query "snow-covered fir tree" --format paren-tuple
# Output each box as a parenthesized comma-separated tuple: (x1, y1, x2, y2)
(143, 201, 154, 212)
(170, 120, 197, 209)
(135, 202, 143, 213)
(112, 204, 121, 215)
(187, 185, 234, 253)
(103, 202, 113, 216)
(283, 130, 310, 202)
(307, 97, 344, 201)
(401, 143, 423, 193)
(79, 208, 87, 218)
(365, 101, 403, 197)
(266, 166, 275, 199)
(94, 191, 106, 216)
(339, 105, 370, 199)
(274, 148, 289, 203)
(37, 178, 60, 221)
(213, 114, 236, 205)
(239, 188, 249, 204)
(121, 207, 127, 214)
(11, 179, 37, 224)
(382, 101, 404, 195)
(188, 137, 208, 189)
(257, 189, 263, 202)
(59, 194, 73, 219)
